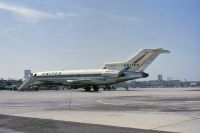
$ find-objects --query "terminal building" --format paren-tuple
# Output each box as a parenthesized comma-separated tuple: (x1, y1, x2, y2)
(158, 74, 163, 81)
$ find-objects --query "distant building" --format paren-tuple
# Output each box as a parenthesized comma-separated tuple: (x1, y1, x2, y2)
(167, 77, 173, 81)
(158, 74, 163, 81)
(24, 70, 31, 79)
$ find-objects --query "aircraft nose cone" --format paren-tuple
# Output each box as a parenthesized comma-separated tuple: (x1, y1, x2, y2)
(142, 72, 149, 78)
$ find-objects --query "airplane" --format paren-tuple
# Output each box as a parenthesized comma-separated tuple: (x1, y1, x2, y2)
(18, 48, 170, 92)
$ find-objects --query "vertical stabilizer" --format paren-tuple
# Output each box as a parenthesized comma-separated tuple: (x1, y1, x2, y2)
(103, 48, 170, 72)
(126, 48, 170, 72)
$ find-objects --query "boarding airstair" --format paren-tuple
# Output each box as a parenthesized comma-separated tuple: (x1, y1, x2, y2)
(18, 74, 36, 91)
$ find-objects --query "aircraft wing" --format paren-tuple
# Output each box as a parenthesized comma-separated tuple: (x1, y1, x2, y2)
(66, 79, 92, 85)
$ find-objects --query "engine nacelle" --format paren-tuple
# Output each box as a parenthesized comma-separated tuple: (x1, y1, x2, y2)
(102, 70, 120, 78)
(120, 71, 149, 79)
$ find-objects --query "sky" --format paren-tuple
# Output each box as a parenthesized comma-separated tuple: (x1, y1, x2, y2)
(0, 0, 199, 81)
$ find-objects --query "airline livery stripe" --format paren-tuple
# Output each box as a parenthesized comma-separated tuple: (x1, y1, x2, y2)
(133, 54, 145, 64)
(38, 74, 102, 78)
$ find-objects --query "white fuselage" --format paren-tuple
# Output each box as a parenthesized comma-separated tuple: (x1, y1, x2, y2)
(33, 69, 146, 86)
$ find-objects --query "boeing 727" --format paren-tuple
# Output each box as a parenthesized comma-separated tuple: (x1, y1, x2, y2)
(18, 48, 170, 91)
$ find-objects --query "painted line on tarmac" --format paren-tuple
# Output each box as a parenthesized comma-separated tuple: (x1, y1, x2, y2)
(97, 99, 113, 105)
(152, 117, 200, 130)
(97, 99, 132, 106)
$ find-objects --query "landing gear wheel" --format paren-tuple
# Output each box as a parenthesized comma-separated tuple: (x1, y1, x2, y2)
(85, 86, 91, 92)
(93, 86, 99, 92)
(104, 85, 111, 91)
(34, 86, 39, 91)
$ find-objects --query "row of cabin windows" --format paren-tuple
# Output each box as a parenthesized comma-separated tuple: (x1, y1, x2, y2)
(124, 64, 139, 67)
(38, 74, 102, 78)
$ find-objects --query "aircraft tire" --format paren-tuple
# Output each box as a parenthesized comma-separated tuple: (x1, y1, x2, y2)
(93, 86, 99, 92)
(85, 86, 91, 92)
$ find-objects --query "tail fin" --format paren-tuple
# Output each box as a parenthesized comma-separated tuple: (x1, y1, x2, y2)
(126, 48, 170, 72)
(103, 48, 170, 72)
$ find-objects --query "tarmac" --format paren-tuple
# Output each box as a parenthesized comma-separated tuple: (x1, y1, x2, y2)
(0, 87, 200, 133)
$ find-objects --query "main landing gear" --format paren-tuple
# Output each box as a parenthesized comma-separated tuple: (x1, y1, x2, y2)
(103, 85, 116, 91)
(84, 86, 99, 92)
